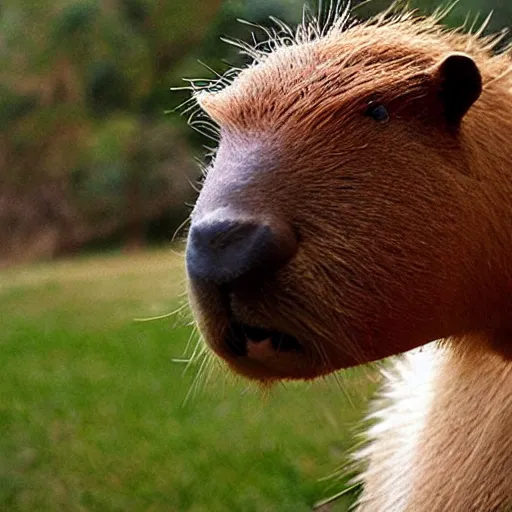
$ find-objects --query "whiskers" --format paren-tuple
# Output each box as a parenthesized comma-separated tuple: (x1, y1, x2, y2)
(131, 290, 221, 404)
(183, 338, 218, 406)
(133, 302, 189, 324)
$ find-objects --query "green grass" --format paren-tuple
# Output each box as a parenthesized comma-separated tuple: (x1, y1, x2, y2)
(0, 249, 377, 512)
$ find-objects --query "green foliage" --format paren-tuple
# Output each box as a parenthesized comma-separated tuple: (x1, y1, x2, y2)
(52, 2, 99, 40)
(120, 0, 149, 28)
(0, 86, 38, 130)
(86, 60, 130, 113)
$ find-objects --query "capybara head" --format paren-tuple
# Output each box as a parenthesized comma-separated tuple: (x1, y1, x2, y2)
(185, 9, 512, 382)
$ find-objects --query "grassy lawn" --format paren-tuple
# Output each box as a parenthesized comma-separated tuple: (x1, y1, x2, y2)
(0, 248, 377, 512)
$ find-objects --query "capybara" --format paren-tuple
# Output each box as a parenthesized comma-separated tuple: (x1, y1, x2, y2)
(184, 4, 512, 511)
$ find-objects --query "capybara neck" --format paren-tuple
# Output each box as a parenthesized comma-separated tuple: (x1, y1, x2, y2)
(356, 336, 512, 511)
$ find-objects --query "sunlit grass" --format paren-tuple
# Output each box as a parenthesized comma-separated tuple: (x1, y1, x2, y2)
(0, 248, 376, 511)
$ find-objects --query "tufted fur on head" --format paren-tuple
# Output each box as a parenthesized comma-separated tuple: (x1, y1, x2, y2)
(194, 3, 511, 132)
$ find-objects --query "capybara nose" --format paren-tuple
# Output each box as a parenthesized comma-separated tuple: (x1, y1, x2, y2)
(186, 211, 297, 285)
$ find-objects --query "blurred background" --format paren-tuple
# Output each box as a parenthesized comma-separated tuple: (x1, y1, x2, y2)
(0, 1, 510, 511)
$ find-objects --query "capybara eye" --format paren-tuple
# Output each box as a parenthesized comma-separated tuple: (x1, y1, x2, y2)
(365, 102, 389, 123)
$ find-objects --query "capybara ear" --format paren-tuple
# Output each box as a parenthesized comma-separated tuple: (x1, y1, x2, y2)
(434, 52, 482, 126)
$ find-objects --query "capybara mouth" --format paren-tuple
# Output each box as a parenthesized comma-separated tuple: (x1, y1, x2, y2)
(187, 277, 341, 382)
(224, 321, 303, 357)
(206, 312, 331, 381)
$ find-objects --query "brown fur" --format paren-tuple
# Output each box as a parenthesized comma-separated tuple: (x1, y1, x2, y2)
(185, 5, 512, 511)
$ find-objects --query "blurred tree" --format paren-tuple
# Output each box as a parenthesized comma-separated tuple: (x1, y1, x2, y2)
(0, 0, 221, 264)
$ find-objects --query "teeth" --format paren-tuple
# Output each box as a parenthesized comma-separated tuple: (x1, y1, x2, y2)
(226, 322, 303, 354)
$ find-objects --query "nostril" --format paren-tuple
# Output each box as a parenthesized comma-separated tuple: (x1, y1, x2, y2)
(186, 212, 298, 285)
(187, 220, 268, 284)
